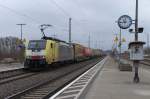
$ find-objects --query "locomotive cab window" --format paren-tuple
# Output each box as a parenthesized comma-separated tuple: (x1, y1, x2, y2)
(28, 40, 46, 50)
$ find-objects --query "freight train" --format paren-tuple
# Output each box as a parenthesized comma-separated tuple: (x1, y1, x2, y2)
(24, 37, 101, 69)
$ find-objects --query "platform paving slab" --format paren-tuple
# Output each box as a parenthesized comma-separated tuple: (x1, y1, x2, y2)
(0, 63, 24, 72)
(83, 56, 150, 99)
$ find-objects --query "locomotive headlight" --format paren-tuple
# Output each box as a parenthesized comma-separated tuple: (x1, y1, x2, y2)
(26, 56, 31, 59)
(42, 56, 45, 59)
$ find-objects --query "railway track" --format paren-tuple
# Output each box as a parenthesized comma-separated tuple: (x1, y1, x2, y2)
(140, 58, 150, 66)
(0, 68, 38, 85)
(0, 72, 36, 85)
(0, 68, 26, 80)
(5, 57, 103, 99)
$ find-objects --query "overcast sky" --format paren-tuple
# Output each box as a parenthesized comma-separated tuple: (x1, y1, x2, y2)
(0, 0, 149, 50)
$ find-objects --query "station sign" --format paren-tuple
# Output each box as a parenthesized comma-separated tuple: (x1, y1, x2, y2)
(129, 41, 145, 60)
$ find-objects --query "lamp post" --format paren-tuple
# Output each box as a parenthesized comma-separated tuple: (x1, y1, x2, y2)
(147, 33, 149, 54)
(16, 24, 26, 63)
(69, 18, 72, 46)
(88, 33, 91, 48)
(16, 24, 26, 41)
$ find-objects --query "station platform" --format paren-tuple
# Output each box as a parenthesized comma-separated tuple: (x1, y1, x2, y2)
(83, 56, 150, 99)
(0, 63, 24, 72)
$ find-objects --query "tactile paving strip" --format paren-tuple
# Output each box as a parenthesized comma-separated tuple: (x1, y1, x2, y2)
(50, 57, 108, 99)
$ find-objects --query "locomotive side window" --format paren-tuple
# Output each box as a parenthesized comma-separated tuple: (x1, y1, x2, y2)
(51, 43, 53, 48)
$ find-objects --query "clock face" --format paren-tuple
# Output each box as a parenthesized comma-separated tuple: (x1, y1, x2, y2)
(118, 15, 132, 29)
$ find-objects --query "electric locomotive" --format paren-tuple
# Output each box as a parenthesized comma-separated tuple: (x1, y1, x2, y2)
(24, 37, 73, 68)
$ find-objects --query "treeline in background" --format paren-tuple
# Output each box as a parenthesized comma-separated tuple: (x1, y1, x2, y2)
(0, 36, 25, 63)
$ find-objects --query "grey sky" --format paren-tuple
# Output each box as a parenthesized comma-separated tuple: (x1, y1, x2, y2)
(0, 0, 149, 50)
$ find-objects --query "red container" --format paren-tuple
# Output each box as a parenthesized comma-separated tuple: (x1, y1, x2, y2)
(83, 47, 92, 57)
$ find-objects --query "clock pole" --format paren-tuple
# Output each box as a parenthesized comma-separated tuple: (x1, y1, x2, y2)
(117, 15, 132, 71)
(133, 0, 140, 83)
(135, 0, 138, 41)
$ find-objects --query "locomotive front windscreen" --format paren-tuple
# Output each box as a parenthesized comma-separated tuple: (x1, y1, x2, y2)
(28, 40, 46, 50)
